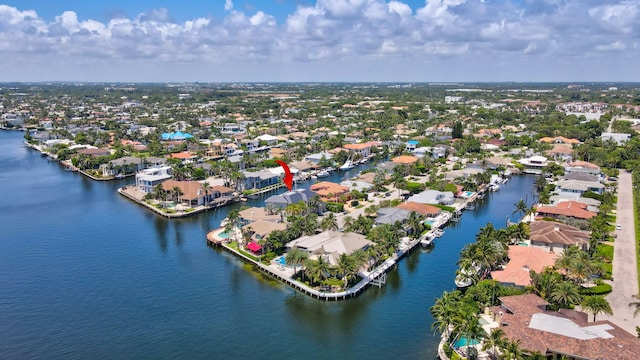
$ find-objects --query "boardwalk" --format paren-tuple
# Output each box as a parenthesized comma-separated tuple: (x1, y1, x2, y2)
(602, 170, 639, 334)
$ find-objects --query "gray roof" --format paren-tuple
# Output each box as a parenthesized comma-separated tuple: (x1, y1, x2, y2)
(375, 208, 411, 225)
(265, 188, 316, 206)
(408, 190, 454, 205)
(556, 179, 604, 192)
(561, 172, 599, 182)
(109, 156, 142, 166)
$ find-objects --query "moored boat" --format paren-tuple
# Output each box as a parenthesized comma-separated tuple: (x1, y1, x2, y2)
(316, 170, 330, 178)
(339, 159, 355, 171)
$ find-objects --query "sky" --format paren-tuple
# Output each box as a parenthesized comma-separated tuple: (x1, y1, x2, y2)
(0, 0, 639, 82)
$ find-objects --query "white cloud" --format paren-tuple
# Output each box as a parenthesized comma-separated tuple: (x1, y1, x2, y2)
(0, 1, 639, 81)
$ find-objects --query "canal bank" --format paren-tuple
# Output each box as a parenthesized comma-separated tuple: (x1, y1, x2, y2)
(0, 130, 537, 359)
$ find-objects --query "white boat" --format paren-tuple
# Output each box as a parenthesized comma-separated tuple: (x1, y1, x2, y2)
(454, 274, 474, 289)
(339, 159, 355, 171)
(115, 173, 126, 179)
(490, 184, 500, 192)
(434, 229, 444, 238)
(420, 233, 435, 246)
(316, 170, 330, 178)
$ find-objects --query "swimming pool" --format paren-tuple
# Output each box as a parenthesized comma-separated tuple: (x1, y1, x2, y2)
(424, 220, 435, 227)
(465, 191, 474, 198)
(218, 231, 230, 239)
(275, 256, 287, 266)
(453, 337, 480, 348)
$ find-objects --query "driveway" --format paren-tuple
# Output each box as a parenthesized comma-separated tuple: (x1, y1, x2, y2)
(601, 170, 639, 335)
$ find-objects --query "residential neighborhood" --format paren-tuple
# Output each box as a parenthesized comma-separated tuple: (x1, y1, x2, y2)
(4, 82, 640, 359)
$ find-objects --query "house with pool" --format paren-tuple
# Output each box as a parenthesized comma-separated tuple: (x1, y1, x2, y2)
(285, 231, 374, 266)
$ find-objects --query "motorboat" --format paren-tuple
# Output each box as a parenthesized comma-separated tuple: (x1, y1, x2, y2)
(316, 170, 330, 178)
(339, 158, 355, 171)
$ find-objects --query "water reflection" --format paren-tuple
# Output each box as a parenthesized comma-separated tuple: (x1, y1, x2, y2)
(154, 217, 169, 253)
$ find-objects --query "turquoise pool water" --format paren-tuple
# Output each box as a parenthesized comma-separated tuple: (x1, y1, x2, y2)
(218, 231, 230, 239)
(453, 337, 480, 348)
(465, 191, 474, 197)
(275, 256, 286, 266)
(424, 220, 435, 227)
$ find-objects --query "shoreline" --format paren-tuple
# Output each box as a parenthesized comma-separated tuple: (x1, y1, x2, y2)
(207, 183, 487, 301)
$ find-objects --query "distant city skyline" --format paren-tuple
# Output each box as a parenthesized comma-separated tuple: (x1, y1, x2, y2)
(0, 0, 638, 82)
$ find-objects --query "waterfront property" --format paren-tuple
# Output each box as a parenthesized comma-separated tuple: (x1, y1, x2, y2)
(285, 230, 373, 266)
(135, 166, 173, 193)
(488, 294, 640, 360)
(490, 246, 558, 287)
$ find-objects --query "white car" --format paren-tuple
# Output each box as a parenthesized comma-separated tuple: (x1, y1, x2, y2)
(616, 224, 622, 230)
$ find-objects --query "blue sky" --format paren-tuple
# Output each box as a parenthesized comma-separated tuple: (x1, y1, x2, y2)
(0, 0, 638, 82)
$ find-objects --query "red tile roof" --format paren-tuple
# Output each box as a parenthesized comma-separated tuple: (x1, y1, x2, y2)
(529, 221, 590, 246)
(396, 201, 441, 216)
(494, 294, 640, 359)
(490, 246, 558, 286)
(536, 201, 597, 220)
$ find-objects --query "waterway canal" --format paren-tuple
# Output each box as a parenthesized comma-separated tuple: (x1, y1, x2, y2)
(0, 131, 537, 359)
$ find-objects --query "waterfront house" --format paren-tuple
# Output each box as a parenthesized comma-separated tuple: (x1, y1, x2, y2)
(286, 230, 373, 266)
(161, 180, 234, 207)
(343, 141, 378, 158)
(100, 156, 144, 177)
(135, 166, 173, 193)
(239, 207, 282, 224)
(490, 246, 558, 287)
(239, 170, 281, 191)
(488, 294, 640, 360)
(408, 190, 455, 206)
(241, 220, 287, 244)
(375, 208, 412, 226)
(395, 201, 441, 218)
(518, 155, 548, 174)
(529, 221, 590, 254)
(77, 148, 111, 158)
(535, 201, 598, 220)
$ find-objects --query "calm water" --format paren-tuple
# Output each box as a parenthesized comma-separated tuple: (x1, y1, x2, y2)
(0, 131, 536, 360)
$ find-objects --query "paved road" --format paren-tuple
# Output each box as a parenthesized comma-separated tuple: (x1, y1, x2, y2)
(601, 170, 639, 335)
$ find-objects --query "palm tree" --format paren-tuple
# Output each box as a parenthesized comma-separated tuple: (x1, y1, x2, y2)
(230, 170, 246, 191)
(526, 351, 547, 360)
(581, 295, 613, 322)
(513, 198, 528, 221)
(334, 253, 357, 289)
(304, 256, 331, 286)
(430, 291, 461, 338)
(171, 186, 183, 204)
(320, 212, 339, 231)
(628, 294, 640, 317)
(153, 184, 166, 203)
(201, 181, 210, 207)
(285, 247, 308, 278)
(343, 215, 354, 231)
(350, 249, 370, 271)
(482, 328, 506, 360)
(550, 281, 582, 308)
(502, 339, 523, 360)
(226, 208, 241, 245)
(406, 211, 425, 239)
